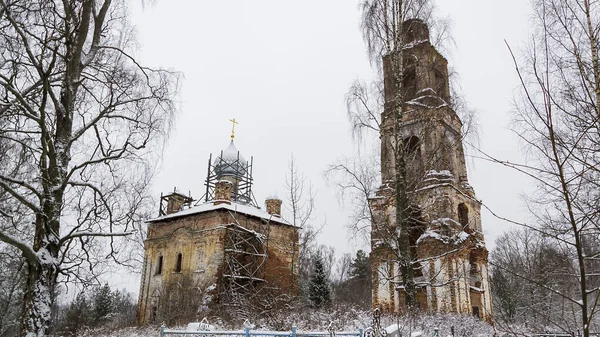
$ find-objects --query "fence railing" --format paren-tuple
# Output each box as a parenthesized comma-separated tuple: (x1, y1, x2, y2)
(159, 326, 364, 337)
(533, 333, 600, 337)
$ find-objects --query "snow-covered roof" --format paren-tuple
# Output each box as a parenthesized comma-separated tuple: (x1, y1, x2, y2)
(148, 201, 294, 227)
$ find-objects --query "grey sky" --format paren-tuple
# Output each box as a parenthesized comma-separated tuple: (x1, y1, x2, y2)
(119, 0, 534, 292)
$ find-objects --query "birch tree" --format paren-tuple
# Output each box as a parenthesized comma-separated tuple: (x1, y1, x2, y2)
(339, 0, 471, 309)
(488, 0, 600, 335)
(490, 228, 578, 331)
(285, 155, 323, 297)
(0, 1, 178, 335)
(355, 0, 435, 308)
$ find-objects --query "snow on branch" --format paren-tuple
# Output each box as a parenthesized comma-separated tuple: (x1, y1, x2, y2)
(0, 175, 41, 213)
(58, 230, 136, 246)
(0, 230, 38, 265)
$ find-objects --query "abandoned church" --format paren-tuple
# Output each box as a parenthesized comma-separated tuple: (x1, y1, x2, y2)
(136, 18, 492, 324)
(369, 19, 493, 321)
(136, 134, 299, 324)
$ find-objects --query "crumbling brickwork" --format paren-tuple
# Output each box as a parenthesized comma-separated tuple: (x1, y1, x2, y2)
(137, 156, 299, 325)
(369, 19, 493, 322)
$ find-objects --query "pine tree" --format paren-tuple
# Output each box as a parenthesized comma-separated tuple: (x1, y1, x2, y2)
(92, 284, 113, 322)
(350, 250, 370, 279)
(64, 292, 91, 334)
(349, 250, 371, 307)
(308, 255, 331, 308)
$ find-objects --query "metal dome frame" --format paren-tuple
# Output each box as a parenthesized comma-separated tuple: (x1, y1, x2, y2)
(200, 149, 258, 207)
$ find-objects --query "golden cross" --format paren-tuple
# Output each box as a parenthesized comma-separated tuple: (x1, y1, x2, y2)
(229, 118, 238, 140)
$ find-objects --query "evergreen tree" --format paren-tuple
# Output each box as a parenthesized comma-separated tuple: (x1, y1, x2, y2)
(309, 254, 331, 308)
(64, 292, 91, 334)
(350, 250, 370, 279)
(351, 250, 372, 307)
(92, 284, 113, 322)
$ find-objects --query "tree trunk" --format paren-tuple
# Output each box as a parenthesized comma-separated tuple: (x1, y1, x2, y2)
(584, 0, 600, 122)
(390, 36, 416, 309)
(20, 258, 57, 337)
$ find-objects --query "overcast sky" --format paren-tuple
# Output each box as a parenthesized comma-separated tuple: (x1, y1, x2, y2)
(118, 0, 535, 293)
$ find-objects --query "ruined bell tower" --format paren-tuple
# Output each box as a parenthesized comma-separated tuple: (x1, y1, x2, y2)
(369, 19, 493, 321)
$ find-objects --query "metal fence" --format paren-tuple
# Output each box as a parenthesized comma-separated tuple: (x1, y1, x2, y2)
(533, 333, 600, 337)
(159, 326, 364, 337)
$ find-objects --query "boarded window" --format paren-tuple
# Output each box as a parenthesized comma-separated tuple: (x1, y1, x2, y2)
(175, 253, 182, 273)
(156, 256, 163, 275)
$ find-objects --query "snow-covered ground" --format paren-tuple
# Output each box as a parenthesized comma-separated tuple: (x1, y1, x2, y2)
(74, 311, 495, 337)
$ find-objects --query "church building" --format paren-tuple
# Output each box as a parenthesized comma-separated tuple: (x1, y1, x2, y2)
(369, 19, 493, 322)
(137, 130, 299, 324)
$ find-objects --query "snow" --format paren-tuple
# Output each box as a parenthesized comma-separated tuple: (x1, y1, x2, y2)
(384, 324, 423, 337)
(402, 39, 429, 49)
(416, 171, 456, 192)
(417, 227, 470, 246)
(431, 217, 462, 228)
(417, 88, 437, 95)
(148, 200, 293, 226)
(406, 95, 449, 109)
(186, 318, 215, 331)
(415, 182, 452, 192)
(219, 140, 247, 164)
(86, 311, 494, 337)
(469, 286, 484, 293)
(406, 100, 447, 109)
(385, 323, 401, 334)
(416, 230, 443, 244)
(455, 231, 469, 244)
(36, 248, 57, 266)
(372, 239, 385, 248)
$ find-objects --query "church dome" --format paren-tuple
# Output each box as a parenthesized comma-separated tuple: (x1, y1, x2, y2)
(215, 140, 247, 178)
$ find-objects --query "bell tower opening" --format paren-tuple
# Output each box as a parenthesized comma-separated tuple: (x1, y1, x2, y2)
(458, 203, 469, 228)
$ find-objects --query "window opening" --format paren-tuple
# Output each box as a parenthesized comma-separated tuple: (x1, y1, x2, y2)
(175, 253, 182, 273)
(472, 306, 480, 319)
(156, 256, 163, 275)
(458, 203, 469, 227)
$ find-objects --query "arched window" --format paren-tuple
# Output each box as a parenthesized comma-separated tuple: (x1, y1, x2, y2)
(175, 253, 182, 273)
(403, 67, 417, 99)
(404, 136, 423, 186)
(156, 255, 163, 275)
(458, 203, 469, 227)
(404, 136, 420, 155)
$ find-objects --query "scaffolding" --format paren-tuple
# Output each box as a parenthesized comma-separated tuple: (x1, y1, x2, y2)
(200, 150, 258, 207)
(219, 211, 272, 312)
(158, 189, 194, 216)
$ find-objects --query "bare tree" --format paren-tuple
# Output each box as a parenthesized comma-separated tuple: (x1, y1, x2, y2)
(0, 246, 26, 337)
(285, 155, 324, 297)
(325, 153, 380, 244)
(490, 228, 578, 332)
(0, 1, 178, 335)
(482, 0, 600, 335)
